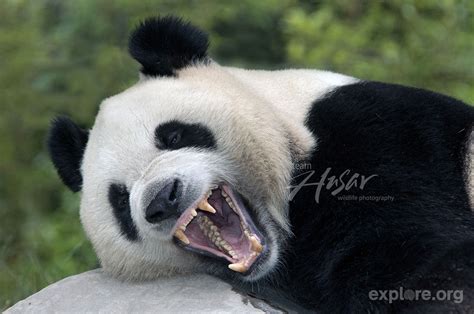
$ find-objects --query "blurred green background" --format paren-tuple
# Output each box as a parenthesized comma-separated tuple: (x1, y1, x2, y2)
(1, 0, 473, 309)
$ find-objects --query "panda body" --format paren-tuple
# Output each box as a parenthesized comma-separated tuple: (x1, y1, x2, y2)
(285, 81, 474, 312)
(48, 17, 474, 312)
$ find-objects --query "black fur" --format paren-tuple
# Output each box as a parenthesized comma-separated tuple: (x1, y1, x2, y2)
(273, 82, 474, 312)
(108, 184, 139, 241)
(47, 116, 89, 192)
(155, 120, 216, 150)
(129, 16, 209, 77)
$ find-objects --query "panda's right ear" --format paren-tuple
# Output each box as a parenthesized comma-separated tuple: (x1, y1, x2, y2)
(47, 116, 89, 192)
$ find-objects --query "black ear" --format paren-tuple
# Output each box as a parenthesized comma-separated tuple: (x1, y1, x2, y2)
(128, 16, 209, 77)
(47, 116, 89, 192)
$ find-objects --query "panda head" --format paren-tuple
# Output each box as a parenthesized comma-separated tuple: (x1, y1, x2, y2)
(48, 16, 314, 281)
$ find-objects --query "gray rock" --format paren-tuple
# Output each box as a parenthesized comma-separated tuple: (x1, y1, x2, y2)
(6, 269, 283, 314)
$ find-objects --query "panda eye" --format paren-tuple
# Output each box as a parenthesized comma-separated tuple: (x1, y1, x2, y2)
(165, 130, 182, 147)
(155, 121, 216, 150)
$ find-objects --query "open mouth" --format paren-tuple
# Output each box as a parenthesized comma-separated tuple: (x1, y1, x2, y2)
(172, 184, 265, 274)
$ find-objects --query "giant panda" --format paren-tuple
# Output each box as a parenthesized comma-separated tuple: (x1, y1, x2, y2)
(48, 16, 474, 312)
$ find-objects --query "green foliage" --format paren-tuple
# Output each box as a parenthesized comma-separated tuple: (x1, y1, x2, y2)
(0, 0, 472, 309)
(284, 0, 474, 102)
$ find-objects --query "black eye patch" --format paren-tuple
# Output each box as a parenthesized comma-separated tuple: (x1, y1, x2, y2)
(155, 121, 216, 150)
(108, 184, 139, 241)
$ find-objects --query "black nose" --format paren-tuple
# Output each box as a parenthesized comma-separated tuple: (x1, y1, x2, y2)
(145, 179, 182, 224)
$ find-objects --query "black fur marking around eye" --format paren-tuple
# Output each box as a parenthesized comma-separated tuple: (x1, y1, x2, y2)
(128, 16, 209, 77)
(47, 116, 89, 192)
(155, 121, 216, 150)
(108, 184, 139, 241)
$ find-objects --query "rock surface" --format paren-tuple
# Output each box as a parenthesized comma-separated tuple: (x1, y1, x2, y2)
(6, 269, 283, 313)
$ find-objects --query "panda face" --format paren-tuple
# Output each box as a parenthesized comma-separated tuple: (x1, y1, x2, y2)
(48, 17, 317, 282)
(70, 62, 298, 281)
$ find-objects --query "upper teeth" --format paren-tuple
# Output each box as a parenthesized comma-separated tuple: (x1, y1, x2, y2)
(198, 200, 216, 213)
(174, 199, 216, 241)
(221, 191, 237, 211)
(179, 214, 195, 231)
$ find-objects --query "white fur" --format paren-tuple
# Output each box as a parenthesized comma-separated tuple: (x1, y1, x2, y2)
(80, 62, 356, 281)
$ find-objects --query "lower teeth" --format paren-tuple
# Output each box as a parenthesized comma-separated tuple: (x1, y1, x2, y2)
(198, 216, 236, 258)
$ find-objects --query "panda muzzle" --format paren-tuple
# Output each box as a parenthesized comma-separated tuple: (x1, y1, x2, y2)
(171, 184, 265, 274)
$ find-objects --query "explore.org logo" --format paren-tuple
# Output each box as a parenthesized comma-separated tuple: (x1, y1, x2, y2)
(289, 166, 385, 203)
(369, 287, 463, 304)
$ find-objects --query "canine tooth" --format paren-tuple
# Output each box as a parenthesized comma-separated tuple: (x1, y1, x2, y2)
(228, 262, 247, 273)
(174, 230, 190, 245)
(249, 235, 263, 253)
(198, 200, 216, 213)
(191, 209, 198, 216)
